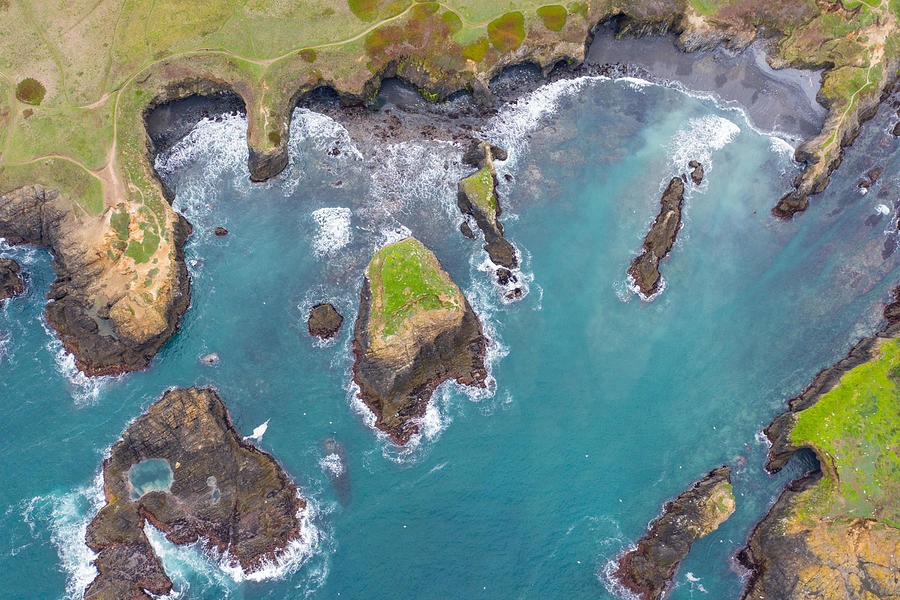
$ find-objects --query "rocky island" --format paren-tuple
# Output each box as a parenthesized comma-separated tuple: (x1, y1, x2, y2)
(84, 387, 305, 599)
(614, 466, 735, 600)
(738, 296, 900, 600)
(352, 237, 487, 444)
(0, 257, 24, 301)
(307, 303, 344, 340)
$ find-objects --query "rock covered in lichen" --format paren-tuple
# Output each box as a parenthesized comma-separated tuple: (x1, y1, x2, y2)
(614, 466, 735, 600)
(352, 237, 487, 444)
(308, 303, 344, 339)
(84, 387, 304, 600)
(0, 258, 24, 301)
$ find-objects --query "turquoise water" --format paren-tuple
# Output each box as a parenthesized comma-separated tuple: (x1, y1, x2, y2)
(2, 75, 900, 599)
(129, 459, 175, 500)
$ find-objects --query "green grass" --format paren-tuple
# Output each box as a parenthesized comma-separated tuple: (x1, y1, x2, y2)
(487, 12, 525, 53)
(460, 165, 497, 216)
(790, 338, 900, 526)
(367, 238, 461, 338)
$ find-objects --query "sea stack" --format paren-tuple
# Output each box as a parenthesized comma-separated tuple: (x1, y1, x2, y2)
(308, 303, 344, 339)
(83, 387, 304, 599)
(457, 140, 518, 272)
(0, 258, 25, 301)
(629, 177, 686, 298)
(614, 466, 735, 600)
(352, 237, 487, 444)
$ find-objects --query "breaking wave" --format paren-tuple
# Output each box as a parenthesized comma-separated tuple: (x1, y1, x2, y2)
(311, 207, 352, 256)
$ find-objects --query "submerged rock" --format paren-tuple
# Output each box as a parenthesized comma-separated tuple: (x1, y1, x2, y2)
(352, 237, 487, 444)
(308, 303, 344, 339)
(200, 352, 219, 365)
(628, 177, 685, 297)
(738, 296, 900, 600)
(614, 466, 735, 600)
(321, 437, 350, 506)
(84, 387, 304, 599)
(214, 226, 229, 236)
(0, 258, 24, 301)
(457, 140, 518, 271)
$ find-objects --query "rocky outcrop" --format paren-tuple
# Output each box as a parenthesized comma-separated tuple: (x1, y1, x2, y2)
(457, 140, 518, 271)
(629, 177, 686, 298)
(307, 303, 343, 339)
(84, 387, 304, 600)
(0, 185, 191, 375)
(0, 257, 24, 301)
(738, 291, 900, 600)
(688, 160, 704, 185)
(352, 237, 487, 444)
(614, 466, 735, 600)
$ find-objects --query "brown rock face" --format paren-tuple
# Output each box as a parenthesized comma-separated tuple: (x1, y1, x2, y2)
(628, 177, 686, 297)
(688, 160, 704, 185)
(0, 185, 191, 375)
(0, 257, 24, 301)
(84, 387, 304, 600)
(307, 303, 344, 339)
(614, 466, 735, 600)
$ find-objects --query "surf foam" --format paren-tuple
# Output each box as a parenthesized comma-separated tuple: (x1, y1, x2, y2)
(311, 207, 352, 256)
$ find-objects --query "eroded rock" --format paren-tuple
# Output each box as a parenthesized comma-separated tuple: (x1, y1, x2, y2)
(628, 177, 685, 297)
(0, 185, 191, 375)
(457, 140, 518, 271)
(614, 466, 735, 600)
(308, 303, 344, 339)
(688, 160, 704, 185)
(84, 387, 304, 599)
(352, 237, 487, 444)
(0, 258, 24, 301)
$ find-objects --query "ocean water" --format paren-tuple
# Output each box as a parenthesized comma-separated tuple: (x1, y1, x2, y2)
(2, 73, 900, 600)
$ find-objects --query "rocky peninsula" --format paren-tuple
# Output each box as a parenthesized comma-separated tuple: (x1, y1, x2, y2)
(352, 237, 487, 445)
(308, 303, 344, 339)
(614, 466, 735, 600)
(0, 257, 24, 301)
(84, 387, 304, 599)
(738, 295, 900, 599)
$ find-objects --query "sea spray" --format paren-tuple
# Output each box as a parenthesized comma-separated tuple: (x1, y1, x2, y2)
(310, 207, 353, 257)
(22, 472, 105, 600)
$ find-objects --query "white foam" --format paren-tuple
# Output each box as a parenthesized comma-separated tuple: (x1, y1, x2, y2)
(22, 471, 105, 600)
(769, 136, 796, 158)
(244, 419, 269, 443)
(480, 75, 603, 169)
(686, 572, 701, 582)
(40, 316, 112, 406)
(876, 204, 890, 216)
(378, 225, 412, 248)
(289, 108, 364, 161)
(319, 453, 345, 478)
(600, 549, 641, 600)
(311, 207, 352, 256)
(668, 114, 740, 174)
(617, 76, 652, 91)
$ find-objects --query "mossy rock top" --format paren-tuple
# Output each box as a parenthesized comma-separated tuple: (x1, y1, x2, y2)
(15, 78, 45, 105)
(789, 337, 900, 527)
(365, 237, 464, 341)
(460, 165, 497, 221)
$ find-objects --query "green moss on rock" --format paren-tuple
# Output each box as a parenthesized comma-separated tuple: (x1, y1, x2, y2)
(459, 165, 496, 219)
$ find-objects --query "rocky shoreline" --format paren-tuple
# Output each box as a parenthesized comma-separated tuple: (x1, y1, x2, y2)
(736, 290, 900, 599)
(0, 257, 24, 302)
(84, 387, 304, 599)
(351, 238, 487, 445)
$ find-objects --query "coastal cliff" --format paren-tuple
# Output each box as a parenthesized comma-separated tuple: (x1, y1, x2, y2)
(738, 296, 900, 600)
(614, 466, 735, 600)
(84, 387, 304, 599)
(0, 185, 191, 375)
(1, 1, 897, 375)
(352, 237, 487, 445)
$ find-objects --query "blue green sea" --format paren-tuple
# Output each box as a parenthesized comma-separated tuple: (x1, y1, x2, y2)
(3, 69, 900, 599)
